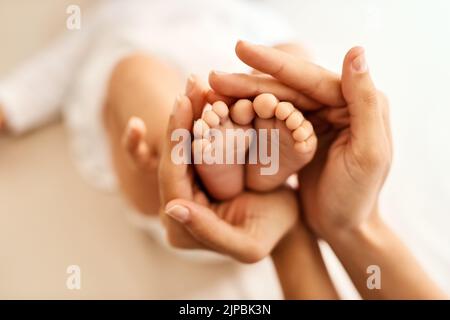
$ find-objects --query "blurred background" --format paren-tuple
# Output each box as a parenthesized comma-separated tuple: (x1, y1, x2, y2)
(0, 0, 449, 299)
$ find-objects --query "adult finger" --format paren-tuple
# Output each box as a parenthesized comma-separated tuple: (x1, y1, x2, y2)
(234, 40, 345, 107)
(341, 47, 385, 154)
(205, 89, 236, 106)
(185, 74, 208, 119)
(164, 199, 267, 263)
(378, 91, 393, 155)
(159, 95, 194, 202)
(158, 94, 201, 248)
(314, 107, 350, 129)
(209, 72, 322, 111)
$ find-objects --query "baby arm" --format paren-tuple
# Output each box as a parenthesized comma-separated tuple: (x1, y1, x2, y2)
(0, 30, 90, 134)
(0, 3, 106, 135)
(271, 219, 338, 299)
(327, 215, 447, 299)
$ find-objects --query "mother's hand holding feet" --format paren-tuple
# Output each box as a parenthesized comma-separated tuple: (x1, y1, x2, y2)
(157, 79, 298, 263)
(210, 43, 392, 238)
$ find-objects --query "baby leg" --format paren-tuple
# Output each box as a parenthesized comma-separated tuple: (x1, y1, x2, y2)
(103, 53, 183, 216)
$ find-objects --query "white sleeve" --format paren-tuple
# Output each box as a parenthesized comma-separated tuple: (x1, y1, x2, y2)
(0, 26, 92, 135)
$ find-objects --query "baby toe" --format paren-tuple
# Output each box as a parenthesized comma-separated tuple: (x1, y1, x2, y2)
(230, 99, 255, 125)
(193, 119, 210, 139)
(275, 101, 295, 121)
(285, 110, 305, 130)
(294, 134, 317, 154)
(253, 93, 278, 119)
(292, 120, 313, 142)
(203, 109, 220, 128)
(212, 101, 229, 120)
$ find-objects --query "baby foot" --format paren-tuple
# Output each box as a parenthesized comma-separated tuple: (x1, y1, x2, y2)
(192, 100, 254, 200)
(241, 93, 317, 191)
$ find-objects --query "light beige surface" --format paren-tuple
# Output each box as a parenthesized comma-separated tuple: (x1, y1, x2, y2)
(0, 0, 281, 299)
(0, 0, 88, 73)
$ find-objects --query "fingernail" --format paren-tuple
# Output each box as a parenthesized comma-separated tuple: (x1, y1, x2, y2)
(171, 94, 182, 115)
(351, 49, 368, 73)
(185, 75, 195, 94)
(237, 39, 251, 46)
(165, 205, 190, 223)
(211, 70, 228, 76)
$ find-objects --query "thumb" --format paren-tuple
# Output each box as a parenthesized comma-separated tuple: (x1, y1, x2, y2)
(158, 95, 200, 249)
(341, 47, 383, 149)
(164, 200, 265, 263)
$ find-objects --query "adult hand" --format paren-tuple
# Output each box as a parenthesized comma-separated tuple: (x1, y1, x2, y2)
(209, 42, 449, 300)
(209, 42, 392, 240)
(302, 47, 392, 238)
(158, 77, 298, 263)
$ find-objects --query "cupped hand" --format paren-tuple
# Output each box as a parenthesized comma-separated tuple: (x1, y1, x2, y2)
(157, 77, 298, 263)
(209, 41, 392, 239)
